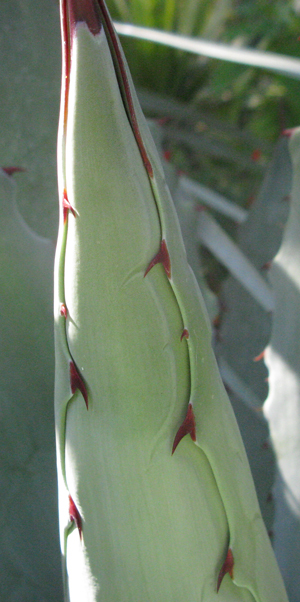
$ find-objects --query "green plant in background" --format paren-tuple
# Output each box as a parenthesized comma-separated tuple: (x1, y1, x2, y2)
(108, 0, 300, 219)
(106, 0, 234, 98)
(54, 0, 288, 600)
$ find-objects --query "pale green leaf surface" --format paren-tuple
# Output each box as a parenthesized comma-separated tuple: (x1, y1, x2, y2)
(54, 10, 288, 602)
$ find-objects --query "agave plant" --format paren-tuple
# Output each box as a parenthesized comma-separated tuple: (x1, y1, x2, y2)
(0, 168, 63, 601)
(54, 1, 289, 600)
(264, 128, 300, 602)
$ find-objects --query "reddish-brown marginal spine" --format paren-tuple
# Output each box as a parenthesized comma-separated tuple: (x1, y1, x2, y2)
(180, 328, 189, 341)
(144, 239, 171, 279)
(253, 349, 265, 362)
(217, 548, 234, 592)
(172, 403, 196, 454)
(96, 0, 153, 177)
(70, 361, 89, 409)
(2, 167, 25, 176)
(282, 128, 296, 137)
(61, 0, 71, 132)
(60, 303, 68, 318)
(69, 494, 83, 539)
(63, 188, 77, 222)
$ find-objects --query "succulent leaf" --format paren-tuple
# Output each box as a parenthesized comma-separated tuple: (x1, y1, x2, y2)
(264, 127, 300, 601)
(0, 169, 63, 600)
(54, 2, 289, 601)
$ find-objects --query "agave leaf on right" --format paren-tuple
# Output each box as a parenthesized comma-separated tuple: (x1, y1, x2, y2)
(264, 127, 300, 602)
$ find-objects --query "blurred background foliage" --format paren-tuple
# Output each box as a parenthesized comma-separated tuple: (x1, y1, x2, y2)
(108, 0, 300, 133)
(106, 0, 300, 290)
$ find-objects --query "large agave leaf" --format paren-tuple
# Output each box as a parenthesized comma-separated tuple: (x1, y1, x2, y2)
(264, 128, 300, 602)
(0, 170, 63, 601)
(54, 1, 288, 601)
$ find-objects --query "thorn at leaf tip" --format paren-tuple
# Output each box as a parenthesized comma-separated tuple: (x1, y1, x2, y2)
(217, 548, 234, 592)
(68, 0, 102, 36)
(70, 361, 89, 409)
(69, 495, 83, 539)
(172, 403, 196, 454)
(144, 239, 171, 279)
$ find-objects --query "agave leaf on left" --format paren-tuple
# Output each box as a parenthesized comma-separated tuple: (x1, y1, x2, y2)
(0, 169, 63, 601)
